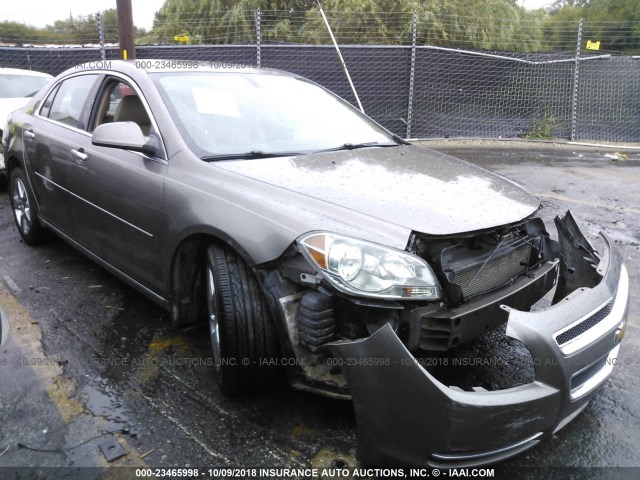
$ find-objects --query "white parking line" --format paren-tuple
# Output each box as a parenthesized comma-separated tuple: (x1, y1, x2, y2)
(1, 274, 21, 295)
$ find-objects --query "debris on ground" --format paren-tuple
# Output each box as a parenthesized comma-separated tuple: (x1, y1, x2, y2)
(605, 152, 629, 161)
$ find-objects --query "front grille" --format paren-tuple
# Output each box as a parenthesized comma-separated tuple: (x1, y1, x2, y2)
(450, 242, 531, 298)
(556, 299, 614, 346)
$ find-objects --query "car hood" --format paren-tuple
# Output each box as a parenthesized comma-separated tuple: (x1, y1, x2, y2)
(216, 145, 540, 236)
(0, 98, 31, 128)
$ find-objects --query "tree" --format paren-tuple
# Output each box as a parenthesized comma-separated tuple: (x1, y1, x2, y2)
(0, 21, 44, 44)
(147, 0, 547, 51)
(543, 5, 582, 52)
(150, 0, 314, 44)
(299, 0, 414, 45)
(0, 10, 144, 45)
(409, 0, 545, 51)
(545, 0, 640, 53)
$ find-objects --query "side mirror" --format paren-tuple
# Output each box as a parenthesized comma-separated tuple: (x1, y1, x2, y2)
(92, 121, 151, 153)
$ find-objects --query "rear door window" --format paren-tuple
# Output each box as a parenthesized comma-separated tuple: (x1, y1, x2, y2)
(43, 74, 99, 130)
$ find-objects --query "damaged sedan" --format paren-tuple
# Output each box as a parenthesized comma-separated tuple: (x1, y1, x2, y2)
(3, 61, 629, 467)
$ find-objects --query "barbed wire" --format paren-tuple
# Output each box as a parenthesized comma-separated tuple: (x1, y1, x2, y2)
(1, 10, 639, 143)
(1, 10, 639, 55)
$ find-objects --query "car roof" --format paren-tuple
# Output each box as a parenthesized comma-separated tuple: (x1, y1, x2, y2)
(69, 60, 301, 79)
(0, 67, 53, 78)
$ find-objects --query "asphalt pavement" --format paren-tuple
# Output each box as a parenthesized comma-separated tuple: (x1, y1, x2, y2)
(0, 141, 639, 479)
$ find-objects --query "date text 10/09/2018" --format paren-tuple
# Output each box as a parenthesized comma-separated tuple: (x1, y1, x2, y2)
(134, 468, 496, 478)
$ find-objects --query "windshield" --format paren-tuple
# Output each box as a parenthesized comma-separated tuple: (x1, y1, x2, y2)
(0, 74, 50, 98)
(151, 72, 393, 158)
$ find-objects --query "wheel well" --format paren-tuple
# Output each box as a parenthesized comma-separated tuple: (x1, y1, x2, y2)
(170, 233, 258, 327)
(169, 234, 213, 327)
(0, 147, 6, 188)
(6, 154, 20, 172)
(2, 155, 19, 190)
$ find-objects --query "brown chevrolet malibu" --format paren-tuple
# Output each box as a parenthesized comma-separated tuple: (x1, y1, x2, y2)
(2, 60, 629, 467)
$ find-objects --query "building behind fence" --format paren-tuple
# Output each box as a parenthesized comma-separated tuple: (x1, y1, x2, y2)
(1, 10, 639, 142)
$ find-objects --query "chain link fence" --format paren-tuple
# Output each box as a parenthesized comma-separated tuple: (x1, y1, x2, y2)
(1, 10, 639, 142)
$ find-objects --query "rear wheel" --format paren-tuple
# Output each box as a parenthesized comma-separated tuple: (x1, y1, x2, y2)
(10, 168, 46, 245)
(206, 244, 280, 395)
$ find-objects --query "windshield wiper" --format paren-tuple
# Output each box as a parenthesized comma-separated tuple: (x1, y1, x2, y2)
(313, 134, 409, 154)
(313, 142, 399, 154)
(202, 151, 304, 162)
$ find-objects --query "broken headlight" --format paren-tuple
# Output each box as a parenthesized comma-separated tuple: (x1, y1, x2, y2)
(298, 232, 441, 300)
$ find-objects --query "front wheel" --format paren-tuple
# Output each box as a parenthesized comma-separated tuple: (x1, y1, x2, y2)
(206, 244, 280, 395)
(10, 168, 46, 245)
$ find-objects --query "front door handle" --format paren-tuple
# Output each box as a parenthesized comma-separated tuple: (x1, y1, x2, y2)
(71, 148, 88, 162)
(24, 129, 36, 140)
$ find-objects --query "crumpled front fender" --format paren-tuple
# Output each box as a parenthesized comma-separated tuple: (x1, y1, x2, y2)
(329, 216, 629, 468)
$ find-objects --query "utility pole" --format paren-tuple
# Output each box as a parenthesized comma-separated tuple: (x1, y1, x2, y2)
(116, 0, 136, 60)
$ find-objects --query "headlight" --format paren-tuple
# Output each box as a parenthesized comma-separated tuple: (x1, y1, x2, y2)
(298, 232, 441, 300)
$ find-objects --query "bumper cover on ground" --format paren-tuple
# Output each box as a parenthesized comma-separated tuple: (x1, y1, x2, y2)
(329, 225, 629, 467)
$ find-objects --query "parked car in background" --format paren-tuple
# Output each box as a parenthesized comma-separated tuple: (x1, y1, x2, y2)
(2, 60, 629, 467)
(0, 68, 52, 185)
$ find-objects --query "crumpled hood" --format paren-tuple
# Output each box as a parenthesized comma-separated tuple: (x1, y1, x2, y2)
(216, 145, 540, 236)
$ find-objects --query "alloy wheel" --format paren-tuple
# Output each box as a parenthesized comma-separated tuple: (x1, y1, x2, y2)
(12, 177, 31, 236)
(206, 266, 222, 374)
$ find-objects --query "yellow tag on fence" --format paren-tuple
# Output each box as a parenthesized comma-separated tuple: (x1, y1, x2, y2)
(586, 40, 601, 50)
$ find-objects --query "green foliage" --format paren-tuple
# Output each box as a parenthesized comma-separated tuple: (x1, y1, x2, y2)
(545, 0, 640, 53)
(0, 9, 145, 45)
(2, 0, 639, 53)
(411, 0, 546, 52)
(299, 0, 413, 45)
(0, 21, 43, 44)
(542, 6, 582, 52)
(525, 110, 557, 139)
(147, 0, 548, 50)
(151, 0, 313, 44)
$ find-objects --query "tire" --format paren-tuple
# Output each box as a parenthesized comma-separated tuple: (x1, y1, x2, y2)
(10, 168, 46, 245)
(206, 243, 280, 395)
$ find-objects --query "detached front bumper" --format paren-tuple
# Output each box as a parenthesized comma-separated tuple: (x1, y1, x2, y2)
(329, 220, 629, 467)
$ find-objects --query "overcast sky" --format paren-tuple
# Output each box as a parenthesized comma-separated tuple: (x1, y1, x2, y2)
(2, 0, 553, 31)
(1, 0, 167, 30)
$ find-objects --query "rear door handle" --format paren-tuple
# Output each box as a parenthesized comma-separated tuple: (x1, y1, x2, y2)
(71, 148, 88, 162)
(24, 129, 36, 139)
